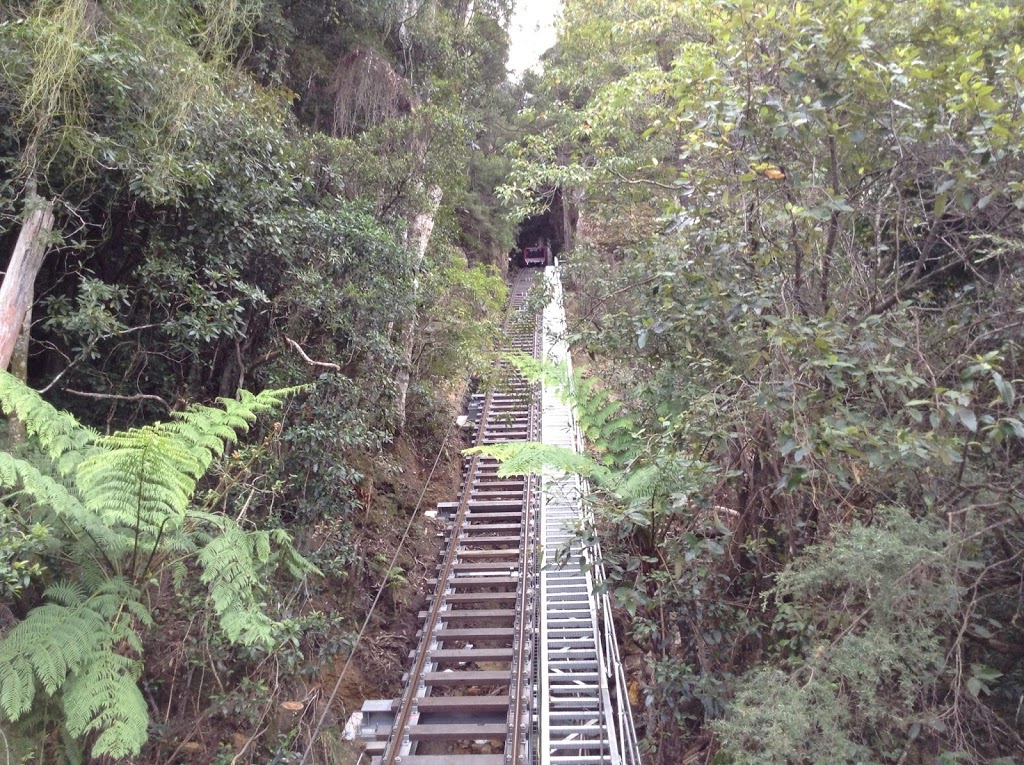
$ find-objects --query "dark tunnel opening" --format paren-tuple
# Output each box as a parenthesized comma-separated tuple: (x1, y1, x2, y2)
(510, 188, 578, 269)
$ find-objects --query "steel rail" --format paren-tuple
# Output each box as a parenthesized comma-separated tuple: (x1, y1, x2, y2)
(379, 269, 540, 765)
(365, 266, 640, 765)
(377, 429, 493, 765)
(505, 306, 542, 765)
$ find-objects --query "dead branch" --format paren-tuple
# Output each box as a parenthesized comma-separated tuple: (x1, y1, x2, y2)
(284, 336, 341, 372)
(64, 388, 170, 409)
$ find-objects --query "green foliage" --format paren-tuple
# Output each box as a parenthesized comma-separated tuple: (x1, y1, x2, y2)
(415, 245, 508, 383)
(3, 0, 521, 760)
(0, 373, 313, 758)
(468, 439, 608, 481)
(196, 525, 277, 647)
(511, 0, 1024, 760)
(0, 371, 97, 472)
(474, 352, 643, 476)
(0, 516, 46, 599)
(717, 508, 957, 765)
(0, 578, 150, 759)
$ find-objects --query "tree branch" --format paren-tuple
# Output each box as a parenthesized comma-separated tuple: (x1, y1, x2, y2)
(608, 168, 680, 190)
(781, 182, 808, 315)
(821, 134, 840, 311)
(863, 254, 968, 319)
(284, 336, 341, 372)
(64, 388, 170, 409)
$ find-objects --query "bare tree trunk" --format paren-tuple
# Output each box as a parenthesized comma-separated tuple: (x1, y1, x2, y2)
(9, 303, 32, 383)
(3, 185, 53, 447)
(394, 185, 442, 433)
(1, 186, 54, 372)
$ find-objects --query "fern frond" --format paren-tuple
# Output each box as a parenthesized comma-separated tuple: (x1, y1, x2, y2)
(0, 452, 81, 514)
(166, 386, 307, 464)
(0, 372, 98, 474)
(160, 527, 197, 555)
(580, 400, 622, 432)
(467, 441, 612, 482)
(44, 581, 86, 607)
(253, 529, 271, 562)
(0, 660, 35, 723)
(0, 377, 304, 757)
(62, 648, 147, 759)
(0, 598, 105, 715)
(77, 386, 298, 544)
(79, 428, 197, 538)
(0, 452, 122, 558)
(197, 524, 275, 648)
(502, 351, 565, 388)
(269, 527, 321, 579)
(0, 578, 149, 758)
(192, 519, 319, 648)
(613, 464, 662, 500)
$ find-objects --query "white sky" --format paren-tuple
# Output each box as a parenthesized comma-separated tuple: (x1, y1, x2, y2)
(506, 0, 562, 79)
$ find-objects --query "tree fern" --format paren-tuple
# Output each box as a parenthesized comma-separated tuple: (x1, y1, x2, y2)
(78, 428, 198, 543)
(0, 372, 98, 475)
(167, 388, 301, 467)
(197, 524, 276, 648)
(62, 646, 147, 759)
(0, 373, 314, 759)
(477, 354, 643, 487)
(192, 515, 318, 647)
(0, 583, 110, 718)
(0, 450, 119, 561)
(615, 463, 662, 501)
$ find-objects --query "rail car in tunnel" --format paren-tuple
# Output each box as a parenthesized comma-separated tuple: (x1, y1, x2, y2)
(510, 188, 577, 269)
(513, 212, 556, 267)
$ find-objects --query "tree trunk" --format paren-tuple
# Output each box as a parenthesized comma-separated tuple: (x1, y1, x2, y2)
(0, 188, 54, 372)
(394, 185, 442, 433)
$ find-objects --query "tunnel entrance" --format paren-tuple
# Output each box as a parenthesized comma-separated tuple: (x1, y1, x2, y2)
(511, 188, 578, 268)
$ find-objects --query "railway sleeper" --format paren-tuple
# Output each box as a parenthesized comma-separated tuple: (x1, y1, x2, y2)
(406, 723, 507, 742)
(427, 648, 514, 662)
(418, 670, 511, 687)
(380, 756, 506, 765)
(419, 608, 516, 620)
(429, 627, 515, 640)
(426, 576, 519, 587)
(442, 592, 518, 603)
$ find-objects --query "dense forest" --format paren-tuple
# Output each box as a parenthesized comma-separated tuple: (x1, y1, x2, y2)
(500, 1, 1024, 763)
(0, 0, 516, 762)
(1, 0, 1023, 764)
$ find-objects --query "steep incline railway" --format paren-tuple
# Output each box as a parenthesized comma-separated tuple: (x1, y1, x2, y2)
(361, 267, 640, 765)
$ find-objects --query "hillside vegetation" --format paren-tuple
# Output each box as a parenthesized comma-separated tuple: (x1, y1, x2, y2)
(504, 1, 1024, 763)
(0, 0, 515, 762)
(2, 0, 1024, 763)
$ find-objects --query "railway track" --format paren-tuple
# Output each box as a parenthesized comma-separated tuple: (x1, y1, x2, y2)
(362, 267, 640, 765)
(369, 269, 541, 765)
